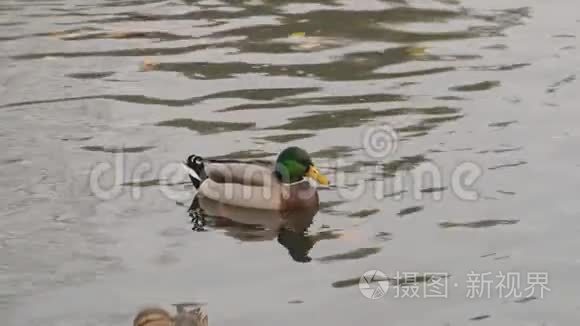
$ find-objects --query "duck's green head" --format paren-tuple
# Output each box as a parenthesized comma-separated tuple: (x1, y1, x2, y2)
(275, 146, 329, 185)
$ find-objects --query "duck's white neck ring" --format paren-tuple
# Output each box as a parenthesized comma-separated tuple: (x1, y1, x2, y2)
(283, 178, 317, 187)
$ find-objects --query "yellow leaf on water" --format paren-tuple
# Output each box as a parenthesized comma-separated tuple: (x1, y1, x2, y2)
(142, 57, 159, 71)
(108, 31, 131, 39)
(289, 31, 306, 38)
(48, 31, 67, 37)
(405, 46, 427, 58)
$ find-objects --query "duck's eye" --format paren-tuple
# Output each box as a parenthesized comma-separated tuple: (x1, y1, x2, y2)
(194, 157, 202, 165)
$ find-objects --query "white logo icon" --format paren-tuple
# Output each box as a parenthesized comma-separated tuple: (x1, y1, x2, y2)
(362, 124, 399, 159)
(359, 270, 390, 299)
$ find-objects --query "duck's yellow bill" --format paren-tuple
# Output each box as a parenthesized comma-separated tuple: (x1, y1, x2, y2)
(306, 165, 329, 186)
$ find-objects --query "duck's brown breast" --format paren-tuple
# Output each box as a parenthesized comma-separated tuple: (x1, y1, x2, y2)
(280, 181, 319, 211)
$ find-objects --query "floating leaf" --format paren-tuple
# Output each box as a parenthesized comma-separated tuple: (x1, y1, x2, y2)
(290, 31, 306, 38)
(109, 31, 132, 39)
(48, 31, 67, 37)
(142, 57, 159, 71)
(405, 46, 428, 58)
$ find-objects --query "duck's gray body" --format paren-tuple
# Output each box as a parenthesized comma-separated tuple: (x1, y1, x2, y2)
(184, 157, 319, 210)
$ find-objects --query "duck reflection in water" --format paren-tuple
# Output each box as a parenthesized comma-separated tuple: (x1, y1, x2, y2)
(188, 195, 320, 263)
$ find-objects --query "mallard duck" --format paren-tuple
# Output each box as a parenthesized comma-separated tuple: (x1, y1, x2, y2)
(183, 147, 329, 210)
(133, 306, 207, 326)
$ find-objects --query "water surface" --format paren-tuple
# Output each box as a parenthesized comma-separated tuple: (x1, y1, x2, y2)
(1, 0, 580, 325)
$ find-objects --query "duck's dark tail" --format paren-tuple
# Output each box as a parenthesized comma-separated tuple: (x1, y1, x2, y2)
(184, 154, 207, 189)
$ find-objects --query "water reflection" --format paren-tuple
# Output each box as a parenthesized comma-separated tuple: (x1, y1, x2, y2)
(438, 219, 519, 229)
(188, 195, 321, 263)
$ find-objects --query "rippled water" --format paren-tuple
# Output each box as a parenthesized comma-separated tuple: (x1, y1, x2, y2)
(1, 0, 579, 325)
